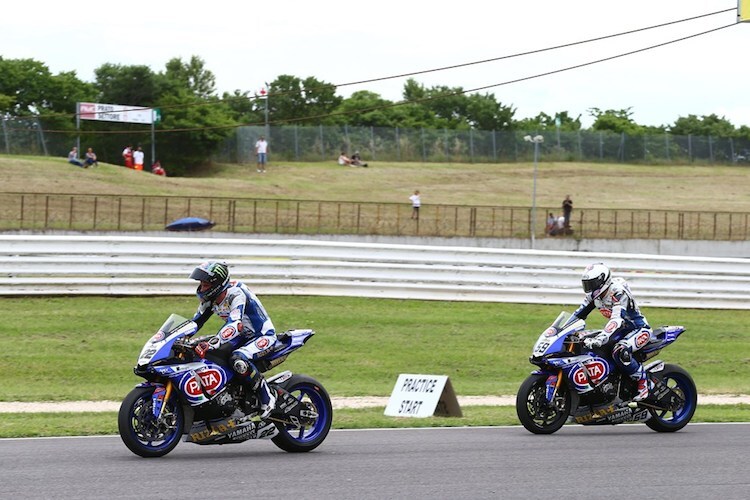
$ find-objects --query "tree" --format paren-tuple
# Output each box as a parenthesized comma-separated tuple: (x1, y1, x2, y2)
(670, 114, 736, 138)
(267, 75, 342, 124)
(589, 107, 643, 135)
(515, 111, 581, 132)
(334, 90, 398, 127)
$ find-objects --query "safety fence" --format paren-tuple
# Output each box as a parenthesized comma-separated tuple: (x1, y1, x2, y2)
(5, 118, 750, 166)
(2, 192, 749, 241)
(2, 235, 749, 309)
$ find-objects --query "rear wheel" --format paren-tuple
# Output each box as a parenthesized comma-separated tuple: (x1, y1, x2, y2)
(118, 386, 184, 458)
(645, 364, 697, 432)
(516, 374, 571, 434)
(271, 375, 332, 452)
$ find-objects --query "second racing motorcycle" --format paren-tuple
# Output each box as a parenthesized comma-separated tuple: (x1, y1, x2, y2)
(516, 311, 697, 434)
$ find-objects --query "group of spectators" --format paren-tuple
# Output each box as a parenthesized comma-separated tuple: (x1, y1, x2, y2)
(67, 145, 166, 176)
(546, 195, 574, 236)
(338, 151, 368, 167)
(67, 147, 98, 168)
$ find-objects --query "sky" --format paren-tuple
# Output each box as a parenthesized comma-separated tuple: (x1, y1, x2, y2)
(2, 1, 748, 128)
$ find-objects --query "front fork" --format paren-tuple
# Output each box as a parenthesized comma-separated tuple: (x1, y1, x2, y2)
(151, 381, 173, 419)
(545, 341, 575, 404)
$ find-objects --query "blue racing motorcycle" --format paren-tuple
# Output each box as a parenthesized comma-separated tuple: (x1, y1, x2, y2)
(516, 311, 697, 434)
(119, 314, 332, 457)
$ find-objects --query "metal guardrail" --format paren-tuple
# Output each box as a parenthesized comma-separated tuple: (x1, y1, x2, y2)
(2, 234, 750, 309)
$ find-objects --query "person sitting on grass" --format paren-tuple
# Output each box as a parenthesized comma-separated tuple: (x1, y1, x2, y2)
(84, 147, 98, 168)
(338, 152, 354, 166)
(68, 147, 84, 168)
(350, 151, 368, 167)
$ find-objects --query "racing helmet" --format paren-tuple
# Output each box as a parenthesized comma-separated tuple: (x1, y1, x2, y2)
(190, 261, 230, 302)
(581, 263, 611, 299)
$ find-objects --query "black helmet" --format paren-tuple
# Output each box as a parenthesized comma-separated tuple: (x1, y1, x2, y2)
(190, 261, 230, 302)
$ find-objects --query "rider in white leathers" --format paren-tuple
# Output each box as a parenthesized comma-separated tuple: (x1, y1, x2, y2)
(189, 261, 277, 418)
(568, 263, 653, 401)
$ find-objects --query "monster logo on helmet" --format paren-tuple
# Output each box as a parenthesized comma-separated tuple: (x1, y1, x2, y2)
(190, 261, 231, 302)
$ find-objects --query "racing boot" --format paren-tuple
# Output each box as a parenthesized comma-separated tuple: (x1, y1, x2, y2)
(257, 377, 277, 420)
(232, 354, 276, 418)
(631, 366, 652, 402)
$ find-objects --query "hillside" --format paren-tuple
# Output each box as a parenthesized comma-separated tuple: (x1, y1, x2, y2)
(2, 154, 749, 211)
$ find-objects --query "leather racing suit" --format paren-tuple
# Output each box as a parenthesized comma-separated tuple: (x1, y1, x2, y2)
(570, 277, 653, 400)
(192, 279, 277, 414)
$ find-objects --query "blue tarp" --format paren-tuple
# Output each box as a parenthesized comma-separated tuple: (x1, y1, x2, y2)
(165, 217, 215, 231)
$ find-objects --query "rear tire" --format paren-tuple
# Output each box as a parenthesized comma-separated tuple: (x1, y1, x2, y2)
(271, 375, 332, 452)
(645, 364, 697, 432)
(516, 374, 571, 434)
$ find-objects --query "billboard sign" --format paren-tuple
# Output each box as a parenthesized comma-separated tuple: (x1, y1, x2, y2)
(78, 102, 157, 124)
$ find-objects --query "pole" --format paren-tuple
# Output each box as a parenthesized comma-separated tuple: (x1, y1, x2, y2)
(76, 102, 80, 157)
(264, 81, 270, 142)
(531, 141, 538, 249)
(524, 135, 543, 249)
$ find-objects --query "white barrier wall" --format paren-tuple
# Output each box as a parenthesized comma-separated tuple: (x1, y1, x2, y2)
(2, 235, 750, 309)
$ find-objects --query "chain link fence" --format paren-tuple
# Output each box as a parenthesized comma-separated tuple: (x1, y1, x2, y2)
(3, 118, 750, 165)
(216, 125, 750, 165)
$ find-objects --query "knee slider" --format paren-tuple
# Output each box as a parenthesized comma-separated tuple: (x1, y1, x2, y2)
(613, 343, 632, 365)
(231, 353, 255, 376)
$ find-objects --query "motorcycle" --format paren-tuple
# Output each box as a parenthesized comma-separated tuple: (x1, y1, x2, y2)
(516, 311, 697, 434)
(118, 313, 332, 457)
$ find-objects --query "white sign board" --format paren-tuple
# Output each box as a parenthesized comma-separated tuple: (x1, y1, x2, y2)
(384, 373, 462, 418)
(79, 102, 156, 124)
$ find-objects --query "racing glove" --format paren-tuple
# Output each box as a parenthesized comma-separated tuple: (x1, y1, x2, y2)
(583, 333, 609, 349)
(194, 341, 211, 358)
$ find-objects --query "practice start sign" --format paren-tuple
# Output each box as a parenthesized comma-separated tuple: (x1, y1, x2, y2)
(384, 374, 462, 418)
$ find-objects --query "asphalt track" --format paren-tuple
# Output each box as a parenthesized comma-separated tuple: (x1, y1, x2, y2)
(2, 423, 749, 499)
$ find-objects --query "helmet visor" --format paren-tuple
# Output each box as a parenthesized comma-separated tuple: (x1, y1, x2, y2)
(582, 277, 602, 294)
(190, 267, 213, 282)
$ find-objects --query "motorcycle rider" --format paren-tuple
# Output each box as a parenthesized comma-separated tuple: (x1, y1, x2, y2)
(188, 261, 277, 418)
(568, 263, 653, 401)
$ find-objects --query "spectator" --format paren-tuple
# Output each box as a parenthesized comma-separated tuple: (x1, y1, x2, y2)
(562, 195, 573, 230)
(255, 135, 268, 173)
(545, 212, 556, 236)
(151, 160, 167, 176)
(410, 189, 421, 220)
(68, 147, 84, 167)
(133, 146, 145, 171)
(338, 152, 354, 166)
(122, 144, 134, 169)
(83, 147, 98, 168)
(351, 151, 368, 167)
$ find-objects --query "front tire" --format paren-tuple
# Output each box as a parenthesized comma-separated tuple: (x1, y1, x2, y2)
(516, 374, 571, 434)
(645, 364, 697, 432)
(118, 386, 184, 458)
(271, 375, 332, 452)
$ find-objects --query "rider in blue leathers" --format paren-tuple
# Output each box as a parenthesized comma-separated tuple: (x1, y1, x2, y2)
(189, 261, 277, 418)
(568, 263, 653, 401)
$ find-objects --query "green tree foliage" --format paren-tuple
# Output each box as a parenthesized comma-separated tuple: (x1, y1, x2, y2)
(589, 107, 644, 135)
(222, 89, 264, 125)
(332, 90, 398, 127)
(268, 75, 342, 125)
(515, 111, 581, 132)
(670, 113, 736, 138)
(401, 79, 515, 130)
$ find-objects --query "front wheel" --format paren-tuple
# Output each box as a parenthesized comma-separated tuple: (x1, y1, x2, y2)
(271, 375, 332, 452)
(118, 386, 184, 458)
(516, 374, 571, 434)
(645, 364, 697, 432)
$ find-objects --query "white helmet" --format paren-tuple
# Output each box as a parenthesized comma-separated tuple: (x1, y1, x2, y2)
(581, 263, 611, 299)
